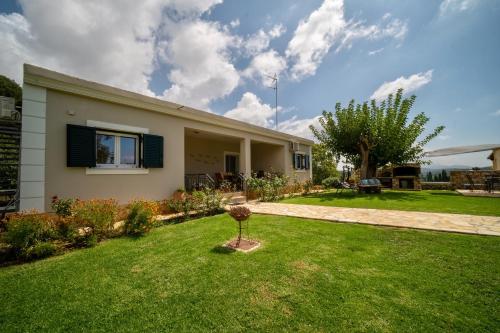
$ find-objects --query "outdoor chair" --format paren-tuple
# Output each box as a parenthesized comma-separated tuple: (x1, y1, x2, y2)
(335, 181, 357, 193)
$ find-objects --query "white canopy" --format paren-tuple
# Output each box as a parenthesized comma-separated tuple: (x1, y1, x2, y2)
(425, 144, 500, 157)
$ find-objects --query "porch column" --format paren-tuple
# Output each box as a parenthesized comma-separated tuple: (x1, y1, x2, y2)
(308, 145, 313, 180)
(240, 137, 251, 177)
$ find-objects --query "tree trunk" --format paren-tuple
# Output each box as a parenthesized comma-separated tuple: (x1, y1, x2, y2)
(366, 164, 377, 178)
(358, 141, 370, 179)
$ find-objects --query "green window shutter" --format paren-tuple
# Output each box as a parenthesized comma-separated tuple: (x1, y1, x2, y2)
(292, 153, 296, 169)
(143, 134, 163, 168)
(67, 124, 96, 167)
(305, 154, 310, 170)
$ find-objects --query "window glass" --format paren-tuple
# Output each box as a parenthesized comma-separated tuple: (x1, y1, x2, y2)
(96, 134, 115, 164)
(120, 137, 136, 165)
(225, 155, 238, 174)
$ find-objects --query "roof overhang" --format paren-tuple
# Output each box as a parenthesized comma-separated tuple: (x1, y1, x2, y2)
(425, 144, 500, 157)
(23, 64, 314, 145)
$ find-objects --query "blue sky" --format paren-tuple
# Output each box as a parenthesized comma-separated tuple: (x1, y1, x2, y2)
(1, 0, 499, 167)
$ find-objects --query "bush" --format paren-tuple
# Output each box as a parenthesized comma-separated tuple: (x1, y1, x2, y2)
(246, 172, 288, 202)
(3, 212, 56, 256)
(322, 177, 340, 189)
(303, 180, 313, 194)
(51, 196, 74, 217)
(71, 199, 118, 239)
(192, 187, 224, 216)
(23, 241, 57, 260)
(168, 196, 194, 220)
(125, 200, 159, 236)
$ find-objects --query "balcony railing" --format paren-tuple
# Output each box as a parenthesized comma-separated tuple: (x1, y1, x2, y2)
(184, 173, 216, 192)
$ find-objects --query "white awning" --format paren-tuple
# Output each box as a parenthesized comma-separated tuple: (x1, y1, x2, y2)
(425, 144, 500, 157)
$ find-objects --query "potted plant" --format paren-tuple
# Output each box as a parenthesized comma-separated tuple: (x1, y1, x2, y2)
(228, 206, 252, 247)
(172, 188, 186, 201)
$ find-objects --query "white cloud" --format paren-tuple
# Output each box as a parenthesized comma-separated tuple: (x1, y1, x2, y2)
(439, 0, 479, 16)
(370, 70, 433, 101)
(278, 115, 320, 140)
(230, 19, 240, 28)
(224, 92, 279, 128)
(286, 0, 408, 81)
(490, 110, 500, 117)
(368, 48, 384, 56)
(286, 0, 346, 80)
(242, 50, 287, 85)
(0, 0, 226, 97)
(243, 24, 285, 56)
(160, 19, 240, 109)
(0, 0, 175, 95)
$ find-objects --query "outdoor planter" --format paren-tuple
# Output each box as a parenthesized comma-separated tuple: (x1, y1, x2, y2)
(226, 206, 260, 252)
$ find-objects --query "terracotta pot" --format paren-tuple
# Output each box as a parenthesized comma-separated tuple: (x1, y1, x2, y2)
(173, 191, 186, 201)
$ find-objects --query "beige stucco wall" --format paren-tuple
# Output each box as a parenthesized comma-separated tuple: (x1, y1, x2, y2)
(493, 148, 500, 171)
(43, 89, 312, 210)
(251, 142, 285, 174)
(185, 135, 239, 177)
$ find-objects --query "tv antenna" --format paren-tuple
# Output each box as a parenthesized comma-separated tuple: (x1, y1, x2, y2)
(266, 73, 278, 129)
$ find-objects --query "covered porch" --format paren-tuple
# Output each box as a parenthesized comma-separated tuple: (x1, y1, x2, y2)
(184, 128, 286, 192)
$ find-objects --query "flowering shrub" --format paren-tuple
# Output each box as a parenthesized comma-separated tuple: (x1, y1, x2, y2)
(51, 196, 74, 217)
(246, 172, 288, 202)
(192, 187, 224, 216)
(3, 211, 57, 259)
(303, 180, 313, 194)
(71, 199, 118, 238)
(167, 195, 194, 220)
(125, 200, 160, 236)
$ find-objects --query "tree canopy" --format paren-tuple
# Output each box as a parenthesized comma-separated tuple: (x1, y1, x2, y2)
(311, 143, 338, 185)
(0, 75, 22, 107)
(310, 89, 444, 179)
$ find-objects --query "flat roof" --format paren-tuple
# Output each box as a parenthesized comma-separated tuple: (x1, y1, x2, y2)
(23, 64, 314, 145)
(425, 144, 500, 157)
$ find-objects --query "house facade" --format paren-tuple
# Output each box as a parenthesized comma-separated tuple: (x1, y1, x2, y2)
(20, 64, 313, 212)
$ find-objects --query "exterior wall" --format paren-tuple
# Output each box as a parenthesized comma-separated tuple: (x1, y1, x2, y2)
(450, 170, 500, 189)
(44, 90, 185, 210)
(251, 143, 285, 174)
(20, 84, 47, 211)
(493, 148, 500, 171)
(185, 135, 239, 176)
(35, 89, 312, 211)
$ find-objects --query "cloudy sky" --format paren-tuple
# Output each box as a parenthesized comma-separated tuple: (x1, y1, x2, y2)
(1, 0, 499, 167)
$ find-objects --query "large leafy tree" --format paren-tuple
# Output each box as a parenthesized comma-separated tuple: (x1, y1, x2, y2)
(310, 89, 444, 179)
(311, 143, 338, 184)
(0, 75, 22, 107)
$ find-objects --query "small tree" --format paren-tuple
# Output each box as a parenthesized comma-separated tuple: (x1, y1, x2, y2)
(312, 143, 338, 184)
(311, 89, 444, 179)
(0, 75, 22, 107)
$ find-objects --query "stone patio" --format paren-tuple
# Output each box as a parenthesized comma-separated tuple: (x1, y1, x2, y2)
(240, 202, 500, 236)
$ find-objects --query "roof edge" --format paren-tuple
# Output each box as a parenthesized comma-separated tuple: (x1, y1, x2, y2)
(23, 64, 314, 145)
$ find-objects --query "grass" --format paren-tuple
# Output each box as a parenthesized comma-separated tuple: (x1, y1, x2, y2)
(281, 190, 500, 216)
(0, 214, 499, 332)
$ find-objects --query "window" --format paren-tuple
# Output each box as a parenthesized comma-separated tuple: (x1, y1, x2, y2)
(96, 131, 139, 168)
(293, 153, 310, 170)
(224, 153, 239, 174)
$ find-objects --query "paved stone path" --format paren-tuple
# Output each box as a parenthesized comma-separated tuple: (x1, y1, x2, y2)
(241, 202, 500, 236)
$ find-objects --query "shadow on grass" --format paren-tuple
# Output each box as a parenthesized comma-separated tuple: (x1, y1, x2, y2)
(301, 191, 427, 203)
(210, 245, 235, 255)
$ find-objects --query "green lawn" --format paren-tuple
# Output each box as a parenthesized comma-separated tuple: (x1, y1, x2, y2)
(1, 214, 498, 332)
(281, 190, 500, 216)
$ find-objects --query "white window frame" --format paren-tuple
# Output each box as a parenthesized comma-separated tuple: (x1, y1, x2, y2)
(294, 151, 307, 172)
(86, 120, 150, 175)
(223, 151, 239, 174)
(95, 130, 140, 169)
